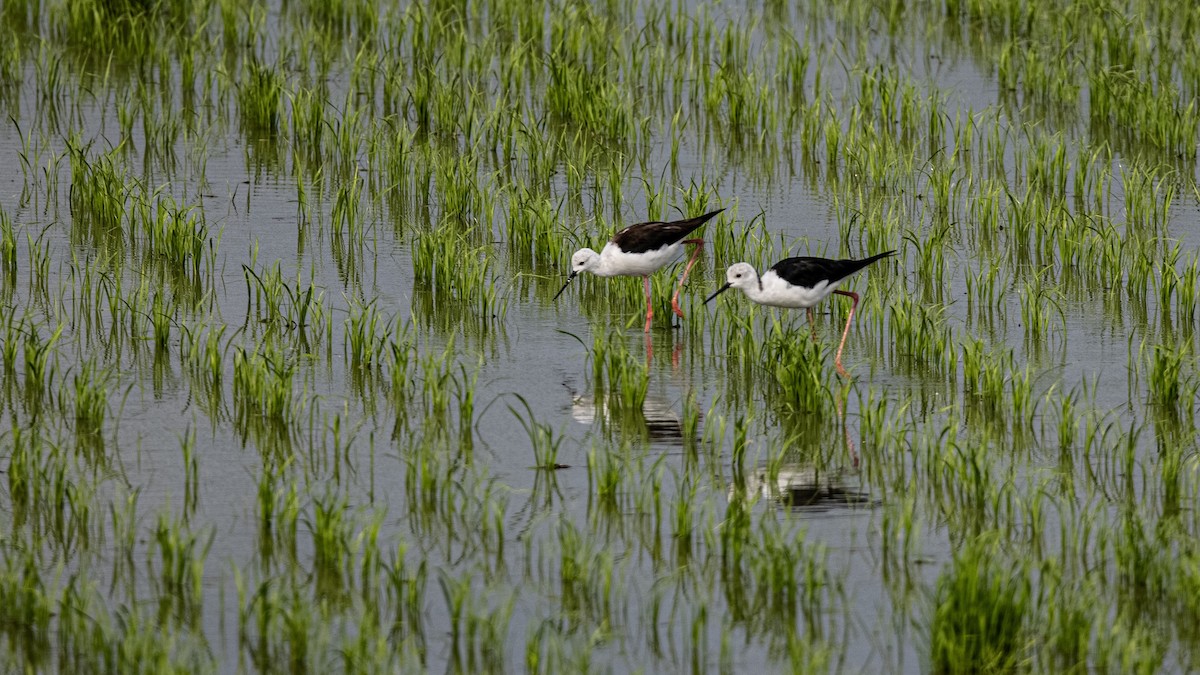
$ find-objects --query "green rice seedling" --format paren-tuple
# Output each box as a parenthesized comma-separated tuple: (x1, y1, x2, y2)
(25, 232, 52, 305)
(72, 358, 109, 449)
(331, 171, 365, 243)
(232, 343, 295, 428)
(0, 33, 19, 94)
(149, 291, 173, 354)
(384, 319, 417, 424)
(256, 465, 300, 565)
(1090, 67, 1199, 159)
(22, 322, 62, 406)
(307, 493, 353, 600)
(1038, 574, 1096, 673)
(289, 84, 327, 163)
(179, 426, 199, 519)
(589, 330, 648, 417)
(242, 261, 294, 328)
(411, 225, 507, 331)
(433, 153, 485, 228)
(453, 362, 479, 453)
(135, 196, 212, 290)
(180, 322, 231, 418)
(414, 336, 458, 430)
(927, 536, 1031, 673)
(439, 570, 516, 675)
(963, 261, 1008, 328)
(1019, 273, 1065, 346)
(680, 389, 701, 456)
(0, 551, 55, 668)
(889, 294, 954, 378)
(1112, 507, 1169, 608)
(555, 516, 616, 632)
(1174, 253, 1200, 325)
(238, 58, 284, 135)
(1093, 615, 1166, 675)
(955, 338, 1012, 417)
(586, 445, 626, 520)
(142, 97, 183, 172)
(1147, 340, 1195, 417)
(150, 512, 212, 629)
(344, 298, 385, 373)
(902, 219, 951, 306)
(761, 320, 833, 417)
(545, 48, 634, 143)
(1123, 166, 1176, 244)
(1156, 241, 1183, 317)
(68, 139, 131, 251)
(0, 207, 17, 294)
(503, 189, 569, 274)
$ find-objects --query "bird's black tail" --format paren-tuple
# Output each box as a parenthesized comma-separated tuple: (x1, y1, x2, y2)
(833, 249, 896, 281)
(672, 207, 725, 237)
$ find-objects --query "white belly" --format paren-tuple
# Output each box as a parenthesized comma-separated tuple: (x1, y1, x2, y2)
(753, 272, 840, 308)
(596, 242, 683, 277)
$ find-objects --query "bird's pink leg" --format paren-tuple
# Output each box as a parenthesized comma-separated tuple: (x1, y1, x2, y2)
(670, 239, 704, 319)
(806, 307, 817, 342)
(643, 275, 654, 333)
(832, 290, 858, 378)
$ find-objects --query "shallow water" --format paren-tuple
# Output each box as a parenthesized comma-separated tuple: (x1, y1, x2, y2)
(1, 0, 1199, 672)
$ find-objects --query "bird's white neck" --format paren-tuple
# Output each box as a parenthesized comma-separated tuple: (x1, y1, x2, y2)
(739, 271, 766, 301)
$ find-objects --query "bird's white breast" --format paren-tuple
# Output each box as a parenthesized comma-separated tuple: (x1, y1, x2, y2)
(595, 241, 683, 277)
(751, 271, 840, 308)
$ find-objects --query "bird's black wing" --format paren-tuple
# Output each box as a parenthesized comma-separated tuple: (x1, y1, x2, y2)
(770, 250, 895, 287)
(610, 208, 725, 253)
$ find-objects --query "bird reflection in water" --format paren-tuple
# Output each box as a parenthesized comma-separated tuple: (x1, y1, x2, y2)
(740, 464, 869, 511)
(569, 388, 688, 444)
(731, 390, 867, 511)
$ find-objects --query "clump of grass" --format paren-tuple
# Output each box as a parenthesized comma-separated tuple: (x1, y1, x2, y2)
(545, 17, 634, 143)
(72, 359, 110, 449)
(0, 554, 54, 667)
(239, 58, 285, 135)
(928, 537, 1031, 674)
(589, 331, 648, 416)
(762, 320, 832, 417)
(0, 207, 16, 292)
(232, 344, 295, 436)
(151, 513, 212, 629)
(0, 34, 19, 94)
(1145, 340, 1196, 418)
(68, 140, 131, 250)
(134, 196, 211, 288)
(411, 226, 506, 330)
(22, 322, 62, 406)
(1089, 68, 1198, 158)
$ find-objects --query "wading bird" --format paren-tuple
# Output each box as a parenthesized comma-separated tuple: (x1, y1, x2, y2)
(553, 209, 724, 332)
(705, 250, 895, 377)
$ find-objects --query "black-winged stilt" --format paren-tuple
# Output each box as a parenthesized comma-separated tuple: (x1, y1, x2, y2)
(553, 208, 725, 332)
(705, 250, 895, 377)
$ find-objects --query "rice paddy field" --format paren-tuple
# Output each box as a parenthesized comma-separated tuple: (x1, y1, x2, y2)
(1, 0, 1199, 672)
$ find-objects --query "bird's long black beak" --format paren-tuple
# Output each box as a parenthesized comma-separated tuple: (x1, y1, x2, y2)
(552, 272, 578, 301)
(704, 283, 732, 304)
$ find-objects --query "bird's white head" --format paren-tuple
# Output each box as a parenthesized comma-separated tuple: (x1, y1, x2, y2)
(704, 262, 758, 304)
(569, 248, 601, 276)
(722, 262, 758, 290)
(553, 248, 602, 301)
